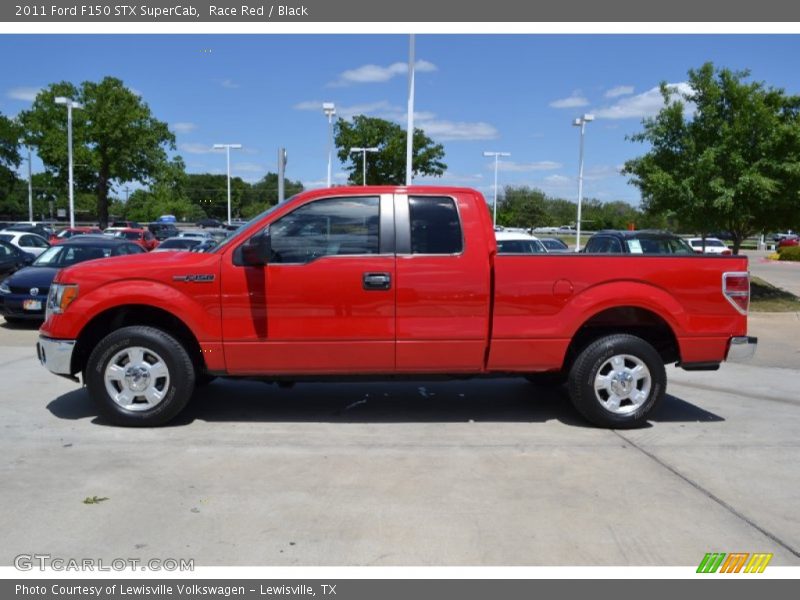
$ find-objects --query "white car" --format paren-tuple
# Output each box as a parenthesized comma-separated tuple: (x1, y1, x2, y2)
(0, 230, 51, 257)
(495, 230, 547, 254)
(178, 230, 214, 240)
(532, 226, 560, 234)
(686, 237, 731, 255)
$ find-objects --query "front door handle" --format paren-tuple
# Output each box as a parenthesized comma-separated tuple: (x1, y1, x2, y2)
(363, 272, 391, 291)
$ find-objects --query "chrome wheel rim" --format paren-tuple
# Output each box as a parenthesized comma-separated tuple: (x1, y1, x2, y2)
(104, 346, 170, 412)
(593, 354, 651, 415)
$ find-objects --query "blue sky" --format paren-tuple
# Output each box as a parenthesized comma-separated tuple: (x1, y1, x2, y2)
(2, 34, 800, 204)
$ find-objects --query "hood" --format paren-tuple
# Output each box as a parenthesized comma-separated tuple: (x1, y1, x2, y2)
(5, 266, 59, 291)
(55, 250, 221, 289)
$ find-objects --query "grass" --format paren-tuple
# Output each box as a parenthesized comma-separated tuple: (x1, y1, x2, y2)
(749, 276, 800, 312)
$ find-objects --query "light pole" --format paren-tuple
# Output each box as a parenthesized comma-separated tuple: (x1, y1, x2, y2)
(349, 147, 379, 186)
(27, 146, 33, 223)
(483, 151, 511, 227)
(213, 143, 242, 225)
(322, 102, 336, 188)
(55, 97, 82, 227)
(406, 34, 415, 186)
(573, 114, 594, 252)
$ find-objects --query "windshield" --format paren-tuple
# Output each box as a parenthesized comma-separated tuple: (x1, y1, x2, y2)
(161, 239, 198, 248)
(33, 244, 111, 267)
(0, 234, 12, 243)
(212, 202, 284, 253)
(497, 239, 546, 254)
(117, 231, 141, 240)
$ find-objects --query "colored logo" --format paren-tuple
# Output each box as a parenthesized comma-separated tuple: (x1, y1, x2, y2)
(697, 552, 773, 573)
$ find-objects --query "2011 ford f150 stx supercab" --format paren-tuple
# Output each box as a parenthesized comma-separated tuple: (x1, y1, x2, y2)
(36, 186, 756, 427)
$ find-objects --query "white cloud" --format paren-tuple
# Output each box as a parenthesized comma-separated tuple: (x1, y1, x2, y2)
(179, 143, 215, 154)
(293, 99, 498, 142)
(331, 60, 437, 86)
(496, 161, 562, 172)
(220, 79, 240, 89)
(418, 119, 498, 141)
(7, 87, 40, 102)
(233, 162, 266, 174)
(549, 92, 589, 109)
(594, 82, 692, 120)
(172, 122, 197, 134)
(544, 174, 572, 185)
(583, 164, 623, 181)
(605, 85, 634, 98)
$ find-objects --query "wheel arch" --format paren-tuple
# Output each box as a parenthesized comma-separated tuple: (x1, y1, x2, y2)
(72, 304, 206, 378)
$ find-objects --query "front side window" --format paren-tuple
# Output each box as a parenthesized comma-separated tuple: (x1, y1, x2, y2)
(408, 196, 463, 255)
(268, 197, 380, 264)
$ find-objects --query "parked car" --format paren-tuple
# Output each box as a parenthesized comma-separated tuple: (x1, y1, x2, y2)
(152, 238, 202, 252)
(0, 230, 51, 257)
(495, 230, 547, 254)
(0, 236, 144, 323)
(157, 214, 177, 223)
(197, 218, 223, 228)
(0, 240, 35, 279)
(36, 185, 754, 429)
(532, 226, 560, 234)
(4, 222, 52, 239)
(177, 230, 214, 241)
(686, 237, 732, 255)
(778, 236, 799, 249)
(113, 228, 159, 251)
(110, 220, 140, 229)
(583, 230, 693, 255)
(772, 231, 795, 242)
(539, 237, 570, 253)
(147, 223, 180, 241)
(190, 239, 218, 253)
(49, 227, 103, 244)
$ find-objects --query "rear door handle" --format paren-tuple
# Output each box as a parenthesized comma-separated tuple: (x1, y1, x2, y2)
(363, 272, 391, 290)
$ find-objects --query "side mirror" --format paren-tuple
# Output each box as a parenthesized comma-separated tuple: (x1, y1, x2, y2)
(241, 229, 271, 266)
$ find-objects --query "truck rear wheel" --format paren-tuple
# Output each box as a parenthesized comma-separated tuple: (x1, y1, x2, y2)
(85, 326, 195, 427)
(567, 333, 666, 428)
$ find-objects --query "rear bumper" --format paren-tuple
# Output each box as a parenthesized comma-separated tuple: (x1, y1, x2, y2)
(727, 336, 758, 362)
(37, 336, 76, 376)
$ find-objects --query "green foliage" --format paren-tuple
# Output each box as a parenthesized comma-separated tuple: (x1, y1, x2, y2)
(334, 115, 446, 185)
(496, 186, 547, 228)
(20, 77, 175, 227)
(624, 63, 800, 254)
(777, 246, 800, 261)
(0, 111, 22, 199)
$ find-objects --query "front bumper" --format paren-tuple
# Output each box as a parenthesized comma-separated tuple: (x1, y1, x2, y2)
(727, 336, 758, 362)
(37, 336, 76, 376)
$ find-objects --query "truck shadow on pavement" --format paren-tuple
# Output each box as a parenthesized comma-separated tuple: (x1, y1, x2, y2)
(46, 377, 724, 427)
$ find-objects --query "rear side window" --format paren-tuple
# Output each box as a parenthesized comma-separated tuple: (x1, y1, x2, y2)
(408, 196, 463, 255)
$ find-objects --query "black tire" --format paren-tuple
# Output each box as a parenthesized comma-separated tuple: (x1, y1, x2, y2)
(525, 372, 567, 386)
(567, 334, 666, 428)
(85, 326, 196, 427)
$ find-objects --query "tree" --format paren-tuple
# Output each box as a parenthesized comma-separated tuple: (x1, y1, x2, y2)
(0, 111, 22, 209)
(497, 186, 548, 228)
(623, 63, 800, 254)
(334, 115, 446, 185)
(20, 77, 175, 227)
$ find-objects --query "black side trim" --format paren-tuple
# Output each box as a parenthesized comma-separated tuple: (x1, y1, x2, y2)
(679, 362, 721, 371)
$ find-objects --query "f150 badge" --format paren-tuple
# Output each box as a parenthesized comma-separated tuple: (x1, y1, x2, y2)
(172, 274, 215, 283)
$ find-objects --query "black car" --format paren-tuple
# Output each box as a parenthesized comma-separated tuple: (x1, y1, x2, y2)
(4, 223, 52, 239)
(0, 240, 35, 278)
(111, 220, 141, 229)
(0, 236, 144, 323)
(197, 218, 223, 228)
(583, 230, 693, 254)
(148, 222, 180, 241)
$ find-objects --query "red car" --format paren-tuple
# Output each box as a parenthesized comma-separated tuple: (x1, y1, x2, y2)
(778, 236, 799, 249)
(49, 227, 103, 244)
(114, 228, 159, 251)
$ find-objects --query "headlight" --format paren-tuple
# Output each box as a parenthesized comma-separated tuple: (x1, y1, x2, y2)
(46, 284, 79, 318)
(0, 280, 9, 294)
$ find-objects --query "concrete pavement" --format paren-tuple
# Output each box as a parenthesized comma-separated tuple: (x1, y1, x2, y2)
(0, 321, 797, 567)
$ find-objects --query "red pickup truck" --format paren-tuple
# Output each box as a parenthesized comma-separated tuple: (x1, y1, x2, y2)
(36, 186, 756, 428)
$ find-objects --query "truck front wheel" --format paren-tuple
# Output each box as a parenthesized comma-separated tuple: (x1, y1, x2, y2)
(85, 326, 196, 427)
(567, 334, 666, 428)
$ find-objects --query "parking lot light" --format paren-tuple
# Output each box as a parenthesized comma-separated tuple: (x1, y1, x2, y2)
(349, 147, 379, 186)
(212, 143, 242, 225)
(483, 151, 511, 227)
(323, 103, 336, 188)
(573, 114, 594, 252)
(55, 97, 82, 228)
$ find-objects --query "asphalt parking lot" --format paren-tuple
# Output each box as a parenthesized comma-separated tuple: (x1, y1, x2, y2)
(1, 261, 798, 567)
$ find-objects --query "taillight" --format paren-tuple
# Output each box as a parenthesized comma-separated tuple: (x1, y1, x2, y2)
(723, 272, 749, 314)
(721, 249, 732, 255)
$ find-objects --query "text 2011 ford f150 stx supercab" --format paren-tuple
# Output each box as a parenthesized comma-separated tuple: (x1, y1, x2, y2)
(36, 186, 756, 427)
